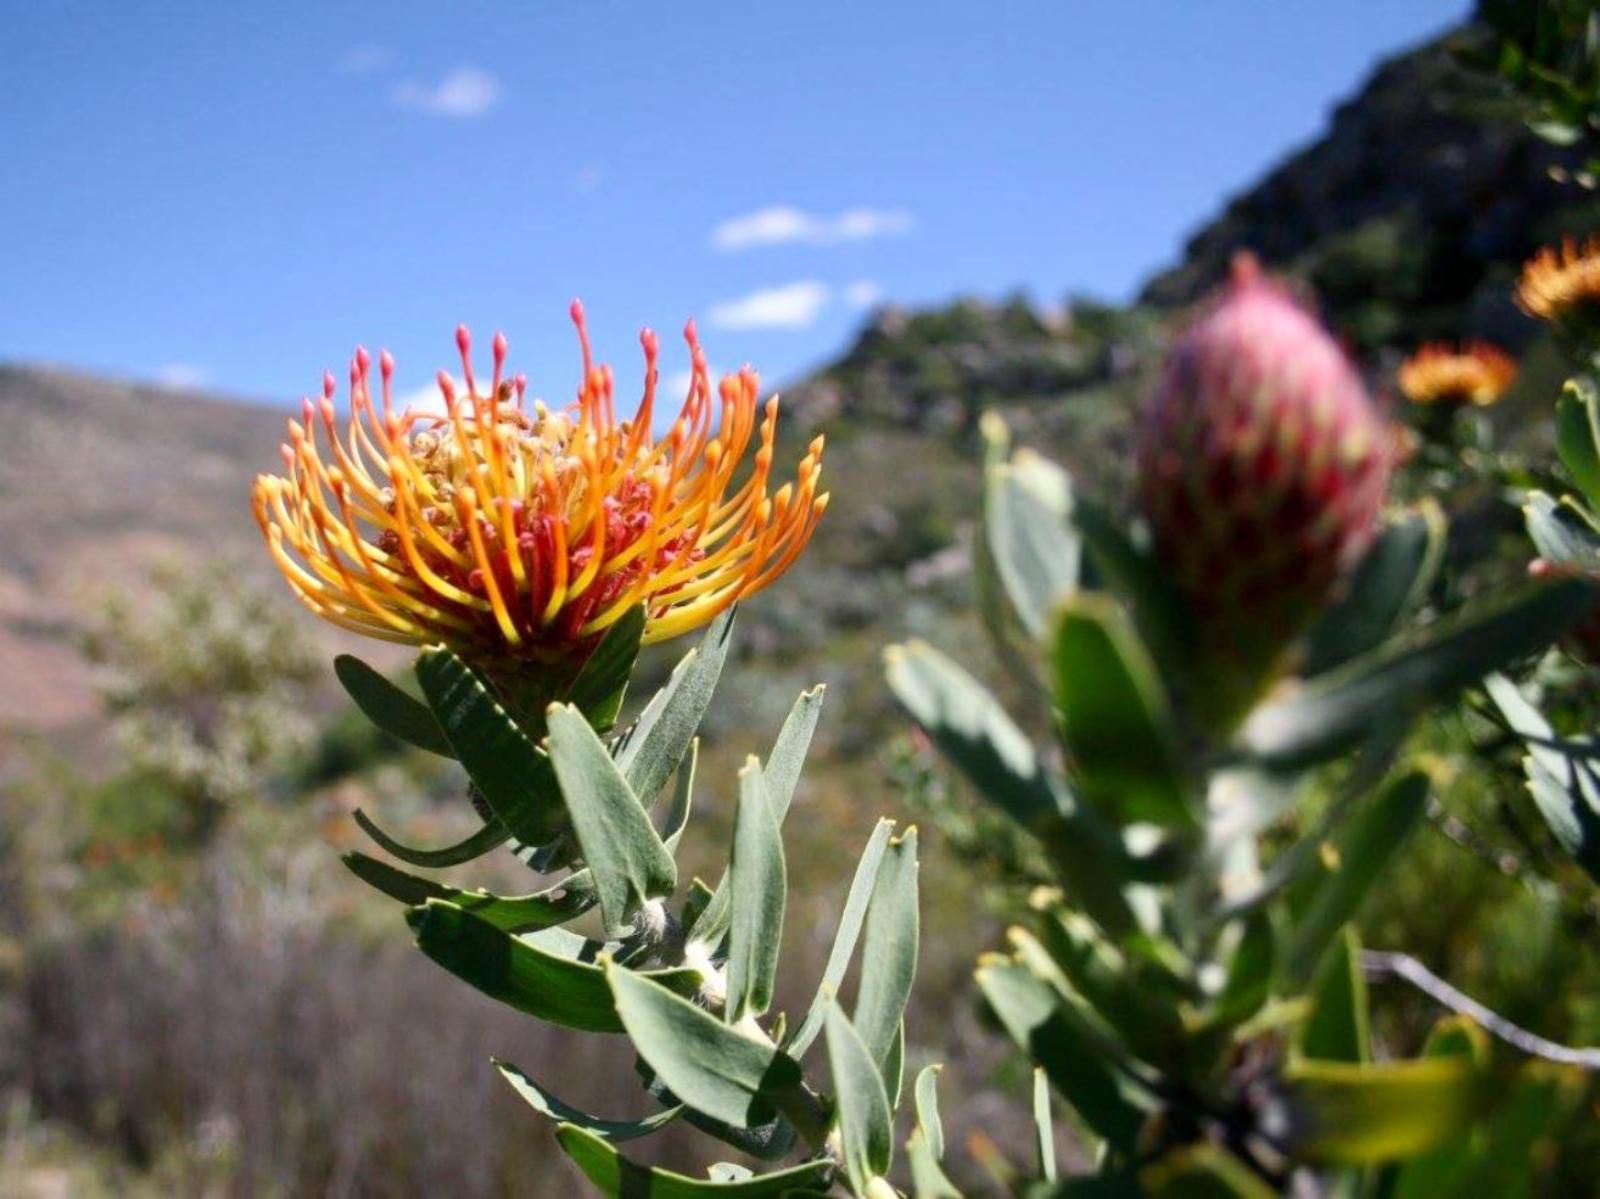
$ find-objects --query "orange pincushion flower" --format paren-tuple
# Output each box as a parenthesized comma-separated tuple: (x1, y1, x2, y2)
(253, 305, 827, 664)
(1396, 342, 1516, 407)
(1517, 236, 1600, 326)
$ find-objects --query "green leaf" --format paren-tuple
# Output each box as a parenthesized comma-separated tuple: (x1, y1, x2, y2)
(1285, 1057, 1488, 1163)
(907, 1128, 961, 1199)
(661, 738, 698, 855)
(1033, 1068, 1057, 1184)
(554, 1124, 832, 1197)
(1557, 374, 1600, 508)
(1241, 579, 1597, 771)
(566, 603, 647, 732)
(1524, 491, 1600, 570)
(1299, 928, 1370, 1063)
(1210, 909, 1274, 1028)
(1485, 674, 1600, 884)
(606, 962, 805, 1130)
(854, 826, 919, 1081)
(1072, 494, 1192, 679)
(984, 439, 1082, 638)
(912, 1064, 947, 1162)
(547, 703, 677, 939)
(1051, 593, 1192, 827)
(342, 850, 594, 931)
(825, 1004, 894, 1193)
(885, 640, 1136, 936)
(334, 653, 452, 756)
(416, 647, 566, 846)
(495, 1058, 681, 1140)
(407, 900, 699, 1032)
(975, 956, 1148, 1154)
(352, 809, 508, 867)
(786, 819, 895, 1058)
(615, 607, 736, 805)
(1283, 772, 1429, 988)
(1139, 1145, 1279, 1197)
(693, 687, 827, 952)
(725, 759, 787, 1024)
(1303, 505, 1446, 677)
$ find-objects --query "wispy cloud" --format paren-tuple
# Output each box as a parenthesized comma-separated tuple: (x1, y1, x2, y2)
(153, 363, 211, 392)
(711, 206, 914, 252)
(843, 279, 885, 309)
(391, 67, 503, 118)
(341, 45, 391, 75)
(707, 281, 831, 331)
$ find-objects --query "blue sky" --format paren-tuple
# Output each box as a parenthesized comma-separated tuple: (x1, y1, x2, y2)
(3, 1, 1469, 411)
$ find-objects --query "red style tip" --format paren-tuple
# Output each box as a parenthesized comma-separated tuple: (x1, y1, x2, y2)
(322, 371, 337, 399)
(492, 331, 508, 363)
(379, 349, 394, 381)
(355, 345, 371, 374)
(569, 299, 585, 326)
(640, 328, 659, 357)
(455, 324, 471, 354)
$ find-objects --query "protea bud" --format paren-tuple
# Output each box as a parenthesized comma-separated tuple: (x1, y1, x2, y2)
(1136, 256, 1391, 728)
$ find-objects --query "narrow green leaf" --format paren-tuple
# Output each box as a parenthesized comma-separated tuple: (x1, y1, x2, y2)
(408, 900, 699, 1033)
(334, 654, 451, 756)
(975, 956, 1148, 1154)
(1051, 593, 1192, 827)
(1241, 579, 1598, 770)
(912, 1064, 946, 1162)
(342, 850, 594, 931)
(1486, 674, 1600, 884)
(1556, 376, 1600, 508)
(1524, 491, 1600, 569)
(906, 1128, 961, 1199)
(661, 737, 698, 854)
(416, 647, 566, 845)
(985, 444, 1081, 637)
(606, 962, 804, 1129)
(825, 1004, 894, 1193)
(1283, 772, 1429, 988)
(547, 702, 678, 938)
(566, 603, 648, 732)
(615, 607, 736, 805)
(353, 809, 508, 867)
(1303, 505, 1446, 677)
(1033, 1068, 1057, 1183)
(726, 760, 787, 1023)
(1299, 928, 1370, 1063)
(1285, 1057, 1488, 1163)
(1211, 909, 1275, 1028)
(495, 1058, 681, 1140)
(786, 819, 894, 1058)
(554, 1124, 832, 1197)
(1139, 1145, 1279, 1197)
(1072, 494, 1192, 678)
(854, 827, 919, 1081)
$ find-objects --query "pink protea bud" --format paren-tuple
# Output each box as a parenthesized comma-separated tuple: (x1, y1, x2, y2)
(1136, 256, 1391, 727)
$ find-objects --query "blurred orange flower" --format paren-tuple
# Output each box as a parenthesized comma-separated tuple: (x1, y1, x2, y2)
(253, 306, 827, 663)
(1517, 235, 1600, 326)
(1396, 342, 1516, 407)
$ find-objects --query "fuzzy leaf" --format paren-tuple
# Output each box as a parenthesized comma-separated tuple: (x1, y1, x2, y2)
(416, 648, 566, 845)
(854, 827, 919, 1082)
(607, 963, 804, 1129)
(1524, 491, 1600, 569)
(352, 810, 508, 867)
(786, 819, 895, 1058)
(334, 654, 453, 756)
(495, 1059, 681, 1140)
(984, 442, 1081, 638)
(825, 1004, 894, 1193)
(547, 703, 677, 938)
(725, 760, 787, 1023)
(912, 1064, 947, 1162)
(408, 900, 699, 1033)
(342, 851, 594, 931)
(567, 603, 648, 733)
(615, 607, 736, 805)
(554, 1124, 832, 1196)
(1033, 1068, 1057, 1183)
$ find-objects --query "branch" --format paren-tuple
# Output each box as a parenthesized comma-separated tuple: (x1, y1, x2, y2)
(1362, 950, 1600, 1069)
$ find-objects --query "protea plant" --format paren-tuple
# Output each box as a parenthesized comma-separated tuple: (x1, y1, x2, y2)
(1135, 255, 1391, 729)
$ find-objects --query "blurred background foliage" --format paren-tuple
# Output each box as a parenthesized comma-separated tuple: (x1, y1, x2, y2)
(4, 5, 1600, 1195)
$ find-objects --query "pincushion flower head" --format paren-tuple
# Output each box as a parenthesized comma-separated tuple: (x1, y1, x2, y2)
(1397, 341, 1516, 408)
(1136, 255, 1391, 728)
(253, 305, 827, 682)
(1517, 236, 1600, 348)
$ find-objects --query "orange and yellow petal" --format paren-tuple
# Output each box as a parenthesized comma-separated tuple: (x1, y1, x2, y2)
(1517, 235, 1600, 325)
(1396, 341, 1516, 408)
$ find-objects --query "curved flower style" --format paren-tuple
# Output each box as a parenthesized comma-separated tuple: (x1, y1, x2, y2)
(1396, 342, 1516, 408)
(1517, 236, 1600, 329)
(254, 306, 827, 665)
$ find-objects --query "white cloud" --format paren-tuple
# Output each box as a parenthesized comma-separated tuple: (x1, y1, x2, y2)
(391, 67, 502, 118)
(341, 45, 391, 75)
(843, 279, 884, 309)
(395, 379, 452, 417)
(707, 281, 831, 331)
(711, 206, 913, 252)
(153, 363, 211, 392)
